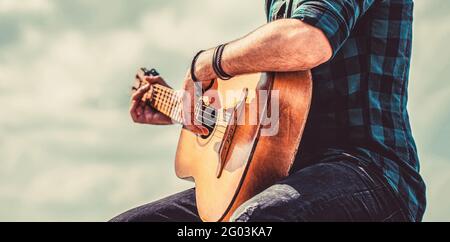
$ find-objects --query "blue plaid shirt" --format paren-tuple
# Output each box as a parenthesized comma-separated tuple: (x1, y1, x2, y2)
(266, 0, 426, 221)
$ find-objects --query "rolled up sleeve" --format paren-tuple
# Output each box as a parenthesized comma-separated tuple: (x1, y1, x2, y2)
(291, 0, 375, 57)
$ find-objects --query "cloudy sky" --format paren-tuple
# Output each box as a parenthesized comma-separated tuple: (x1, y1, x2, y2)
(0, 0, 449, 221)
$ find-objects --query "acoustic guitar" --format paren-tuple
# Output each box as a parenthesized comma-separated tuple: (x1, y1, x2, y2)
(132, 68, 312, 221)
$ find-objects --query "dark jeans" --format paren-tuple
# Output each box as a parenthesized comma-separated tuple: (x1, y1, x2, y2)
(110, 157, 410, 222)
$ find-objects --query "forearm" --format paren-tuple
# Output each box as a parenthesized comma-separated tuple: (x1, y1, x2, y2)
(195, 19, 332, 83)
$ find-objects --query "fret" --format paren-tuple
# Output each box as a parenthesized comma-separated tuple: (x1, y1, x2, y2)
(174, 98, 181, 123)
(158, 87, 165, 114)
(174, 108, 179, 123)
(159, 87, 169, 115)
(150, 84, 210, 125)
(171, 92, 176, 119)
(153, 92, 159, 111)
(155, 87, 163, 111)
(165, 89, 171, 115)
(175, 94, 182, 123)
(169, 93, 176, 122)
(167, 90, 175, 120)
(176, 94, 183, 124)
(162, 88, 168, 115)
(195, 102, 201, 124)
(151, 84, 183, 123)
(162, 88, 168, 111)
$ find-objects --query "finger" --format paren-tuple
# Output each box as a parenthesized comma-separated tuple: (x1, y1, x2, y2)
(144, 105, 154, 122)
(195, 123, 209, 135)
(145, 76, 158, 86)
(202, 126, 209, 135)
(130, 105, 146, 124)
(190, 108, 210, 135)
(130, 100, 139, 121)
(182, 119, 209, 135)
(136, 68, 146, 79)
(187, 125, 209, 136)
(134, 69, 147, 90)
(145, 75, 167, 87)
(137, 69, 146, 82)
(131, 83, 150, 101)
(132, 115, 145, 124)
(131, 83, 149, 101)
(185, 125, 202, 135)
(136, 103, 144, 117)
(182, 110, 209, 135)
(138, 69, 160, 83)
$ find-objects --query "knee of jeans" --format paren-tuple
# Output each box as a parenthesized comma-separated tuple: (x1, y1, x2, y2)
(230, 204, 258, 222)
(229, 184, 301, 222)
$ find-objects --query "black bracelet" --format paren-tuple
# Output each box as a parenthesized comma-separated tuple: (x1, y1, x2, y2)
(191, 50, 205, 83)
(212, 44, 233, 80)
(217, 45, 232, 79)
(212, 46, 223, 79)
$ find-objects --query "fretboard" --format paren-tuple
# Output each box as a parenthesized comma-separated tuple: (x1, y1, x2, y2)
(149, 84, 183, 123)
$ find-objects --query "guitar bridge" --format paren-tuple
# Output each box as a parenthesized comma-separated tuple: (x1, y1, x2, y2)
(216, 88, 248, 178)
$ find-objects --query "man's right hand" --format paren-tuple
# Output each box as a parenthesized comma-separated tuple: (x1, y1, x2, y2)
(129, 69, 174, 125)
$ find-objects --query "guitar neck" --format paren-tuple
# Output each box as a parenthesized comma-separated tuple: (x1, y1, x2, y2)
(146, 84, 183, 124)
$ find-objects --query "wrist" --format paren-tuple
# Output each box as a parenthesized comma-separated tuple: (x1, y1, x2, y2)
(195, 49, 217, 83)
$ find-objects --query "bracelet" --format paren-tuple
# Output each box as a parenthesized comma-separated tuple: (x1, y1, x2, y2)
(212, 44, 233, 80)
(191, 50, 205, 83)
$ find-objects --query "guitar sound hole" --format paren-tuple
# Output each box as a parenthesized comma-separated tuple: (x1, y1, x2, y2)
(199, 107, 217, 139)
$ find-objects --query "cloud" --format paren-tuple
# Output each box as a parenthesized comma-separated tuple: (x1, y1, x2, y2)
(0, 0, 54, 14)
(0, 162, 192, 221)
(408, 0, 450, 221)
(0, 0, 449, 221)
(0, 0, 264, 221)
(420, 154, 450, 221)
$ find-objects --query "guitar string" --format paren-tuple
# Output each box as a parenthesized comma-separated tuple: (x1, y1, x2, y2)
(137, 84, 226, 130)
(151, 93, 180, 122)
(157, 87, 176, 118)
(151, 95, 227, 134)
(151, 88, 234, 132)
(152, 86, 233, 120)
(140, 84, 237, 139)
(152, 88, 182, 122)
(150, 93, 229, 139)
(151, 88, 233, 123)
(152, 87, 233, 121)
(152, 99, 229, 134)
(151, 90, 231, 126)
(151, 93, 219, 124)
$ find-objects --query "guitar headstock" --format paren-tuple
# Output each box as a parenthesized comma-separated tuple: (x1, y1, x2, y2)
(131, 67, 160, 106)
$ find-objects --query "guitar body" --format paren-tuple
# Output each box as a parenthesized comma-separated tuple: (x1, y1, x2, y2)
(174, 71, 312, 221)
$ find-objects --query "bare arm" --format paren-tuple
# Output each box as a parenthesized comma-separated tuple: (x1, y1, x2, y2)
(194, 19, 333, 85)
(130, 19, 332, 131)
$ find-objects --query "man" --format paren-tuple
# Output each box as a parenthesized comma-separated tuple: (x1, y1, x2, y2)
(112, 0, 425, 222)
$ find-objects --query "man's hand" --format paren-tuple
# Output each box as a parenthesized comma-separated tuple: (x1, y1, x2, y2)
(129, 70, 173, 125)
(180, 71, 210, 136)
(129, 69, 210, 136)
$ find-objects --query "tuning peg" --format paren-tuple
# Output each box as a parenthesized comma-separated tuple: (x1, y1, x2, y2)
(148, 68, 160, 76)
(141, 67, 160, 77)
